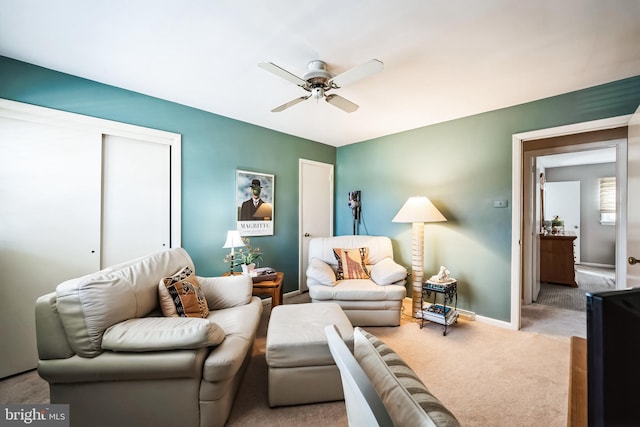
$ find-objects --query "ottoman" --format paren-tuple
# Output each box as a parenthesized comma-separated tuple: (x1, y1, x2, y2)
(266, 302, 354, 407)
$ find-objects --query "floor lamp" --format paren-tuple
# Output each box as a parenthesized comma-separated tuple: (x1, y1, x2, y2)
(393, 196, 447, 318)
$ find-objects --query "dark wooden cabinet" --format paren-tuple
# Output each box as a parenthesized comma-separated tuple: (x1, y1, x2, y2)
(539, 232, 577, 287)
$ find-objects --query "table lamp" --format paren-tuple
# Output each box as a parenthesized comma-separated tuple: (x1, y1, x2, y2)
(223, 230, 245, 275)
(392, 196, 447, 318)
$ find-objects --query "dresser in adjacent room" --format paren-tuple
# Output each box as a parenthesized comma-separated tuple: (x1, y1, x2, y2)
(539, 231, 578, 287)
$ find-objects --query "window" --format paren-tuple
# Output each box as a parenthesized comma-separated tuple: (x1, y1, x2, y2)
(599, 177, 616, 225)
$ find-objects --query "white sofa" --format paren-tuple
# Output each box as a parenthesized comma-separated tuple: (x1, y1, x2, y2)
(306, 235, 407, 326)
(36, 248, 262, 427)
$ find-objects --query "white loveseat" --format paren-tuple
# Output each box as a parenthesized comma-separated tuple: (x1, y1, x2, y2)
(36, 248, 262, 427)
(306, 235, 407, 326)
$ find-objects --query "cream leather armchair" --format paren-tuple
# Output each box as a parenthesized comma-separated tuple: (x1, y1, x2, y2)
(306, 235, 407, 326)
(36, 248, 262, 427)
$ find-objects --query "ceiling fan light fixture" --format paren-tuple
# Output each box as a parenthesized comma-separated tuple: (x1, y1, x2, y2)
(303, 60, 332, 82)
(311, 87, 324, 99)
(259, 58, 383, 113)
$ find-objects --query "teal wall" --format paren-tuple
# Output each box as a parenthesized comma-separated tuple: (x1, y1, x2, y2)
(0, 56, 336, 292)
(3, 54, 639, 320)
(336, 76, 640, 321)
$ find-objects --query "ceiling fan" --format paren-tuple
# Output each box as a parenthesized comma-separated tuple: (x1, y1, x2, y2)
(258, 59, 383, 113)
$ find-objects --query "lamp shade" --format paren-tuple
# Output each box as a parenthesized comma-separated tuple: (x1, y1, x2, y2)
(223, 230, 244, 248)
(392, 196, 446, 223)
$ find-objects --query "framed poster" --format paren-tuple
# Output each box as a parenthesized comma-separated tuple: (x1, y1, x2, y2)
(235, 169, 274, 236)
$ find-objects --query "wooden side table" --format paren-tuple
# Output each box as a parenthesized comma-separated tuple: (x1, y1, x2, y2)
(252, 272, 284, 308)
(223, 271, 284, 308)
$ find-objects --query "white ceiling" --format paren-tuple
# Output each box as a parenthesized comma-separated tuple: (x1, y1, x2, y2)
(1, 1, 639, 147)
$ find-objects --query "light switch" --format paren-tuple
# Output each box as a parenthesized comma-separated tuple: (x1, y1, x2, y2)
(493, 200, 508, 208)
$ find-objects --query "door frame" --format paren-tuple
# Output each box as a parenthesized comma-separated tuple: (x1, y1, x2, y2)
(510, 115, 631, 330)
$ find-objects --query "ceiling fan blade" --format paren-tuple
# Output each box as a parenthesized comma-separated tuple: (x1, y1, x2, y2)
(330, 59, 383, 88)
(271, 95, 310, 112)
(325, 94, 359, 113)
(258, 62, 308, 87)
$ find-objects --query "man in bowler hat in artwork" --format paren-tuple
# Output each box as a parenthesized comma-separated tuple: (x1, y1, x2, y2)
(240, 179, 266, 220)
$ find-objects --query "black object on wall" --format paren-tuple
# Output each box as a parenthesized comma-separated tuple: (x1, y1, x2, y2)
(348, 191, 361, 235)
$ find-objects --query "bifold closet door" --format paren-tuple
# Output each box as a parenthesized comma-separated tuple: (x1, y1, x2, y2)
(101, 135, 170, 267)
(0, 117, 102, 378)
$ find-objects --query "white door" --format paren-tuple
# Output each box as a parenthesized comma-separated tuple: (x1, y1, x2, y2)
(0, 118, 102, 378)
(299, 159, 333, 292)
(545, 181, 581, 263)
(101, 135, 171, 267)
(628, 107, 640, 286)
(0, 100, 180, 378)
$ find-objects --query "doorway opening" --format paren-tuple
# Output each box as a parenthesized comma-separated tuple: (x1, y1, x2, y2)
(534, 148, 618, 309)
(510, 115, 631, 333)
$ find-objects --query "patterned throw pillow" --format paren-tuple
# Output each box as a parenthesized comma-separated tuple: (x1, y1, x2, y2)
(332, 247, 370, 279)
(159, 266, 210, 318)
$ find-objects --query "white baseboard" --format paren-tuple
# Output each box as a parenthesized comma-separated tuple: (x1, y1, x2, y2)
(414, 296, 477, 321)
(258, 289, 301, 306)
(284, 290, 301, 299)
(477, 315, 517, 330)
(457, 308, 476, 321)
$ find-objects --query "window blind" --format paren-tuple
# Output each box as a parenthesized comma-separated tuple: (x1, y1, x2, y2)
(599, 177, 616, 225)
(599, 177, 616, 213)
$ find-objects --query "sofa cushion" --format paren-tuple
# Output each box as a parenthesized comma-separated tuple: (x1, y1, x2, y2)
(306, 258, 337, 286)
(202, 297, 263, 382)
(309, 280, 406, 301)
(159, 266, 210, 318)
(102, 317, 225, 352)
(55, 248, 195, 358)
(354, 327, 460, 427)
(333, 247, 370, 279)
(370, 257, 408, 285)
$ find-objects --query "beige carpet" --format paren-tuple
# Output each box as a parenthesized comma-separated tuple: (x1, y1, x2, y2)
(227, 295, 570, 427)
(1, 296, 570, 427)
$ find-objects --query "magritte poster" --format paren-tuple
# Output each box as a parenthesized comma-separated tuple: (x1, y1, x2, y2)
(235, 169, 274, 236)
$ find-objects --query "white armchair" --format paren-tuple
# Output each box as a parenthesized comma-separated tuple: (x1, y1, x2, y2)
(306, 235, 407, 326)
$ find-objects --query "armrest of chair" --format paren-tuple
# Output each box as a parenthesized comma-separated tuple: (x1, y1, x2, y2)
(35, 292, 75, 360)
(306, 258, 336, 286)
(325, 325, 393, 427)
(370, 258, 407, 286)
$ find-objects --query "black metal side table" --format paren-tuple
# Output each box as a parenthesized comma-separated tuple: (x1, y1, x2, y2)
(421, 279, 458, 336)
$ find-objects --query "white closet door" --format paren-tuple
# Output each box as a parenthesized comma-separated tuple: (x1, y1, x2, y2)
(0, 117, 101, 378)
(101, 135, 170, 268)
